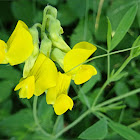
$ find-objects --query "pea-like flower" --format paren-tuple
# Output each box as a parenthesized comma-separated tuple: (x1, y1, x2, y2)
(0, 40, 7, 63)
(63, 42, 97, 85)
(46, 72, 73, 115)
(14, 53, 58, 99)
(51, 41, 97, 85)
(0, 20, 34, 65)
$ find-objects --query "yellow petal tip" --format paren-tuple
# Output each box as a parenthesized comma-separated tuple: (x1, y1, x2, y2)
(74, 65, 97, 85)
(53, 94, 74, 115)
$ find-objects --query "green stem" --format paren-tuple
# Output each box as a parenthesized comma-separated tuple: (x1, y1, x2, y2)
(92, 80, 109, 107)
(107, 50, 110, 80)
(33, 96, 51, 137)
(113, 56, 132, 77)
(54, 110, 91, 139)
(66, 45, 140, 74)
(72, 82, 90, 108)
(86, 45, 139, 64)
(118, 107, 125, 123)
(32, 23, 42, 29)
(96, 88, 140, 108)
(83, 0, 89, 40)
(52, 116, 61, 135)
(96, 44, 107, 52)
(95, 0, 104, 31)
(95, 112, 112, 121)
(129, 120, 140, 128)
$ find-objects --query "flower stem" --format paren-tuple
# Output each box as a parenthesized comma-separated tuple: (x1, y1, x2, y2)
(54, 110, 91, 139)
(129, 120, 140, 128)
(33, 96, 51, 137)
(95, 0, 104, 31)
(96, 88, 140, 108)
(66, 45, 140, 74)
(107, 50, 110, 80)
(92, 80, 109, 108)
(83, 0, 89, 40)
(113, 56, 132, 77)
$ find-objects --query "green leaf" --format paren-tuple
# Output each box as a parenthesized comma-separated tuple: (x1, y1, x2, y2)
(37, 0, 58, 6)
(67, 0, 86, 18)
(24, 132, 51, 140)
(70, 20, 93, 47)
(77, 67, 101, 107)
(130, 36, 140, 58)
(125, 94, 139, 108)
(11, 0, 40, 26)
(115, 81, 139, 108)
(0, 80, 13, 103)
(107, 17, 112, 50)
(0, 65, 21, 83)
(53, 115, 64, 135)
(0, 65, 21, 102)
(111, 72, 128, 82)
(57, 4, 77, 26)
(79, 118, 108, 139)
(38, 96, 54, 133)
(45, 0, 58, 5)
(137, 3, 140, 27)
(95, 16, 108, 42)
(107, 0, 137, 31)
(110, 4, 138, 51)
(0, 1, 13, 22)
(0, 109, 34, 138)
(0, 99, 12, 120)
(0, 30, 9, 41)
(109, 121, 140, 140)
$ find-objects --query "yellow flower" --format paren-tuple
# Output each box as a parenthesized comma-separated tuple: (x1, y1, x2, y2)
(0, 40, 7, 63)
(64, 42, 97, 85)
(0, 20, 34, 65)
(14, 53, 58, 99)
(46, 72, 73, 115)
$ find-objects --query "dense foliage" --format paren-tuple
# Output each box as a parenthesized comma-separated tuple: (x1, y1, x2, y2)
(0, 0, 140, 139)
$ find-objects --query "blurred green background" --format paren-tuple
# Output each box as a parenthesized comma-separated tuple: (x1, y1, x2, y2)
(0, 0, 140, 139)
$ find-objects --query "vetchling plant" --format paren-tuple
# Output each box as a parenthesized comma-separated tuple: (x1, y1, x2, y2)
(0, 4, 140, 140)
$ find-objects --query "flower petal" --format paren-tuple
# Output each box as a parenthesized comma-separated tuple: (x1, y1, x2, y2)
(53, 94, 74, 115)
(74, 65, 97, 85)
(0, 40, 7, 64)
(73, 41, 97, 51)
(15, 76, 35, 99)
(6, 20, 34, 65)
(7, 20, 28, 47)
(14, 78, 25, 91)
(46, 87, 57, 105)
(64, 42, 96, 74)
(46, 72, 71, 104)
(30, 53, 58, 96)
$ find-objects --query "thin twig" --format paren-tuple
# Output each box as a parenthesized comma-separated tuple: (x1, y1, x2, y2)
(95, 0, 104, 31)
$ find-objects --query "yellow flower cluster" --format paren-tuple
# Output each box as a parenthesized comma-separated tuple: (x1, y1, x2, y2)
(0, 6, 97, 115)
(0, 21, 34, 65)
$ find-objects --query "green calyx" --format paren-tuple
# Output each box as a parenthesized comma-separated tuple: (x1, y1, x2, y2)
(51, 48, 66, 69)
(40, 33, 52, 57)
(23, 26, 40, 78)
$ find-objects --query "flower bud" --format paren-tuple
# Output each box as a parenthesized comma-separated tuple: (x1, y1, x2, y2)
(51, 48, 66, 69)
(40, 34, 52, 57)
(45, 5, 57, 18)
